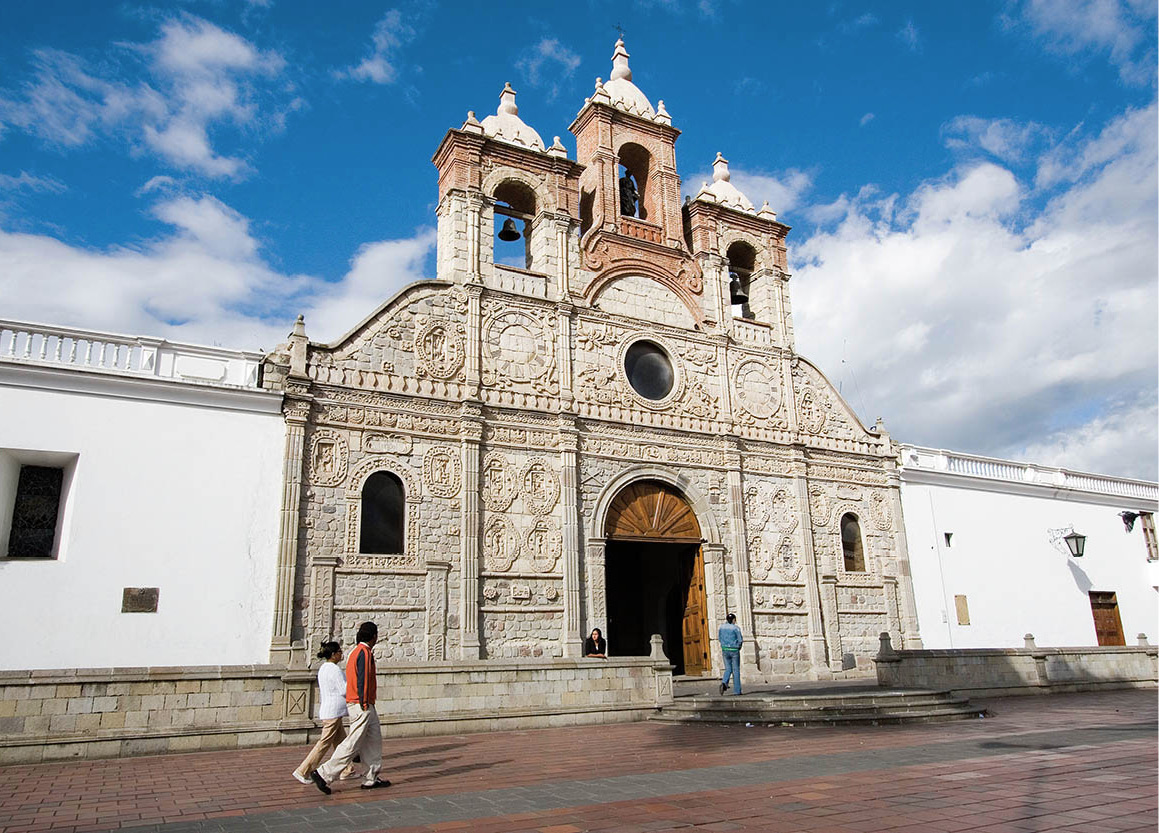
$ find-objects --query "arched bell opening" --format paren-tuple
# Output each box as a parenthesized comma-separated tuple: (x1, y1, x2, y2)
(602, 479, 710, 675)
(726, 240, 757, 320)
(493, 180, 537, 270)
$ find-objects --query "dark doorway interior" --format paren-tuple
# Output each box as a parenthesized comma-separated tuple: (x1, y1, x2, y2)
(605, 540, 698, 674)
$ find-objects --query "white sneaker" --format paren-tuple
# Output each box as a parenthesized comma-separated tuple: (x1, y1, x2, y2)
(292, 771, 311, 784)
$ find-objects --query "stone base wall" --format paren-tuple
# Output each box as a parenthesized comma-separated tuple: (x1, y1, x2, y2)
(0, 656, 673, 765)
(874, 636, 1158, 697)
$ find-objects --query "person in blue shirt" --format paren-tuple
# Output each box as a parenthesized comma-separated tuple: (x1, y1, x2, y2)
(718, 613, 743, 695)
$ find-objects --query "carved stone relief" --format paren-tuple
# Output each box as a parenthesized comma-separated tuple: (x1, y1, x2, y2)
(797, 385, 828, 435)
(482, 452, 518, 511)
(414, 316, 466, 381)
(733, 358, 782, 420)
(870, 490, 894, 530)
(521, 458, 560, 515)
(423, 447, 461, 498)
(307, 429, 348, 487)
(482, 308, 558, 394)
(483, 516, 519, 572)
(364, 433, 413, 455)
(524, 518, 563, 573)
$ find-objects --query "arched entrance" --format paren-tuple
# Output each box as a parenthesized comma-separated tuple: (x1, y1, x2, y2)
(603, 480, 710, 675)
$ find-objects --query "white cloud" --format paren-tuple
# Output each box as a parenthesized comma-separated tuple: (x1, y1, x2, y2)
(0, 193, 435, 350)
(516, 38, 582, 101)
(0, 171, 66, 193)
(792, 103, 1157, 480)
(342, 10, 416, 85)
(860, 112, 875, 127)
(1017, 392, 1158, 478)
(0, 16, 290, 179)
(942, 115, 1050, 163)
(1006, 0, 1158, 86)
(897, 19, 922, 52)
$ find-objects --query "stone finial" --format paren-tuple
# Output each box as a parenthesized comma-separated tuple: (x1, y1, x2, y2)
(548, 135, 568, 158)
(758, 200, 777, 220)
(498, 81, 518, 115)
(712, 152, 731, 182)
(289, 315, 308, 378)
(611, 37, 632, 81)
(649, 633, 668, 661)
(655, 99, 671, 125)
(461, 109, 483, 134)
(1023, 633, 1037, 648)
(1138, 633, 1151, 646)
(479, 82, 544, 151)
(876, 631, 899, 660)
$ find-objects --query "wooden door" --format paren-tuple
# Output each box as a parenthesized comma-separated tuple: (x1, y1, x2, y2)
(681, 546, 710, 675)
(1089, 591, 1125, 646)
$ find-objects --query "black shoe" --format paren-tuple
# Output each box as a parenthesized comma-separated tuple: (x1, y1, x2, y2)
(361, 778, 392, 790)
(309, 770, 331, 795)
(719, 682, 727, 695)
(353, 754, 361, 763)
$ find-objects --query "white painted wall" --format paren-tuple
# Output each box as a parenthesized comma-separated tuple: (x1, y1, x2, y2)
(901, 480, 1158, 649)
(0, 384, 284, 670)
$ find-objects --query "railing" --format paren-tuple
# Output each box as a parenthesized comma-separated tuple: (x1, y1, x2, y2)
(900, 444, 1158, 503)
(0, 319, 265, 390)
(731, 318, 777, 348)
(619, 216, 663, 244)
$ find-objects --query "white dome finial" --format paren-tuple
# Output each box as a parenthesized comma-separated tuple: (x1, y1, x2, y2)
(712, 152, 730, 183)
(498, 82, 518, 116)
(611, 37, 632, 82)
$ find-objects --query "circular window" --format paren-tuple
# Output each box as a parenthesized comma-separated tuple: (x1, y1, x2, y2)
(624, 340, 674, 400)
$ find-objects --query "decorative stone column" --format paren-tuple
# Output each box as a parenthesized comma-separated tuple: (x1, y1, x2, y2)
(466, 193, 483, 283)
(701, 542, 726, 672)
(820, 576, 843, 672)
(790, 457, 830, 671)
(306, 554, 338, 648)
(724, 447, 758, 666)
(557, 304, 575, 409)
(885, 472, 923, 648)
(459, 406, 483, 659)
(585, 539, 607, 636)
(270, 372, 311, 666)
(425, 560, 451, 661)
(464, 284, 483, 397)
(558, 418, 584, 657)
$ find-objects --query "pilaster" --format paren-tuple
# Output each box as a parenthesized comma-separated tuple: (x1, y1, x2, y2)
(789, 457, 830, 671)
(270, 386, 311, 665)
(306, 554, 339, 649)
(458, 406, 483, 659)
(558, 417, 584, 657)
(701, 542, 726, 672)
(425, 560, 451, 660)
(586, 539, 607, 636)
(724, 447, 758, 666)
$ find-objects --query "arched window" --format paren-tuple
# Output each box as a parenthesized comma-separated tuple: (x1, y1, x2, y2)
(579, 187, 594, 237)
(841, 513, 865, 572)
(493, 180, 537, 270)
(618, 143, 652, 220)
(726, 241, 757, 320)
(360, 472, 405, 554)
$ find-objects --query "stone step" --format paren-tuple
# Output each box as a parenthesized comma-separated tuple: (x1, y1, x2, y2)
(649, 705, 984, 727)
(666, 693, 967, 711)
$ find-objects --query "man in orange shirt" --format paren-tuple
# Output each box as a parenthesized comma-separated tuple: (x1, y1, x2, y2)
(311, 621, 390, 793)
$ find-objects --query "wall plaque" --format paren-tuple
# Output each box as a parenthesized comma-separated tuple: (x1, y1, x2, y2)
(122, 587, 159, 613)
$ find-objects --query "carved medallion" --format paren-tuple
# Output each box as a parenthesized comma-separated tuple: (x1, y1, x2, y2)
(414, 318, 465, 380)
(521, 458, 560, 515)
(776, 537, 802, 582)
(749, 536, 771, 581)
(482, 309, 557, 392)
(423, 447, 461, 498)
(798, 386, 827, 434)
(770, 489, 798, 534)
(364, 433, 412, 455)
(308, 429, 349, 487)
(734, 359, 781, 420)
(524, 518, 562, 572)
(482, 452, 518, 511)
(809, 484, 831, 526)
(483, 517, 518, 572)
(745, 483, 773, 530)
(870, 490, 894, 531)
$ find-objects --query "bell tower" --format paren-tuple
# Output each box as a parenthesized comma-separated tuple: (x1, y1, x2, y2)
(568, 40, 710, 325)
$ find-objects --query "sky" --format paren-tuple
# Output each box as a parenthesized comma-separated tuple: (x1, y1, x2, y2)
(0, 0, 1156, 481)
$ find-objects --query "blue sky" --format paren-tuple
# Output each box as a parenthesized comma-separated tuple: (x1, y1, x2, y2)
(1, 0, 1156, 479)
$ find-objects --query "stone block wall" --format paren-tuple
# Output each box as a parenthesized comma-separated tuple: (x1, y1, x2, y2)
(0, 656, 672, 764)
(874, 635, 1158, 697)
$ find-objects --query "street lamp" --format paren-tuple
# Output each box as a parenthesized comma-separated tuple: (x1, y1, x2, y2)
(1063, 531, 1086, 558)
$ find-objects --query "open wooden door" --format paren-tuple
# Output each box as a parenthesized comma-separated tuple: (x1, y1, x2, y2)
(681, 547, 710, 675)
(1089, 591, 1125, 646)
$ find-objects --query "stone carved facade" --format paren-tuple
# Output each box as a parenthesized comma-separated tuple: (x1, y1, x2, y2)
(261, 40, 922, 676)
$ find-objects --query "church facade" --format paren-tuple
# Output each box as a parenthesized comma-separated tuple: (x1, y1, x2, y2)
(261, 40, 923, 679)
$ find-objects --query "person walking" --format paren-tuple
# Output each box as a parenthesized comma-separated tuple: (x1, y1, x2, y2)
(718, 613, 743, 696)
(292, 641, 360, 784)
(310, 622, 390, 794)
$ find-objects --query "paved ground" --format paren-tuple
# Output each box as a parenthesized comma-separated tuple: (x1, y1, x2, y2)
(0, 689, 1154, 833)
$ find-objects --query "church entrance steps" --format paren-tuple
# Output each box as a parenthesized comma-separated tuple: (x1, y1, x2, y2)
(651, 685, 986, 727)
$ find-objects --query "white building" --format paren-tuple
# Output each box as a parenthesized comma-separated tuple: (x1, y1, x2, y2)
(900, 444, 1158, 650)
(0, 320, 285, 670)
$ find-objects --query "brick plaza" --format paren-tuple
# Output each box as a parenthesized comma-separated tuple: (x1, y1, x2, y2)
(0, 689, 1154, 833)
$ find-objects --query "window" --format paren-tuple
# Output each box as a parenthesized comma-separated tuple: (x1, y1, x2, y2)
(4, 463, 66, 558)
(841, 513, 865, 572)
(725, 241, 757, 320)
(943, 532, 953, 548)
(624, 340, 674, 400)
(1141, 512, 1157, 561)
(359, 471, 404, 554)
(493, 180, 537, 271)
(618, 143, 652, 220)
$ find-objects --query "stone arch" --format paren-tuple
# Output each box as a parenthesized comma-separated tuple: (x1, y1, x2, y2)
(589, 465, 722, 545)
(718, 230, 772, 272)
(345, 456, 422, 501)
(481, 166, 554, 213)
(826, 501, 878, 579)
(584, 261, 704, 328)
(342, 456, 422, 565)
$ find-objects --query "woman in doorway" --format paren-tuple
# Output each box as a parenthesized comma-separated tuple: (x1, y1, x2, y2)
(584, 628, 607, 658)
(292, 642, 360, 784)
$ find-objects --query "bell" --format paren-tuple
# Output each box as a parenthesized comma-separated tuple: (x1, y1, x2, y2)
(498, 218, 521, 241)
(729, 274, 749, 305)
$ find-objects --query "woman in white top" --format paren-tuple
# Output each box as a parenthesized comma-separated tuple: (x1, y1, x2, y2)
(292, 642, 360, 784)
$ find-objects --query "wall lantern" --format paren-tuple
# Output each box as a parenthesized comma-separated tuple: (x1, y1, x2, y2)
(1063, 531, 1086, 558)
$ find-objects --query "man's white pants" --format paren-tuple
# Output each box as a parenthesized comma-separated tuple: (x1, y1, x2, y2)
(316, 703, 382, 785)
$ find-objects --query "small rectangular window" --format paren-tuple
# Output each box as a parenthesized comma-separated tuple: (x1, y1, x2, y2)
(943, 532, 953, 548)
(8, 465, 64, 558)
(1141, 512, 1157, 562)
(954, 594, 971, 625)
